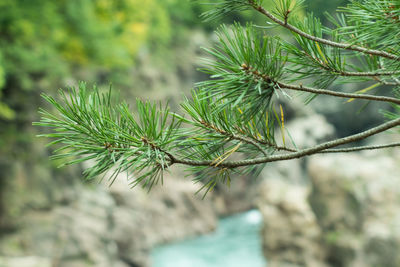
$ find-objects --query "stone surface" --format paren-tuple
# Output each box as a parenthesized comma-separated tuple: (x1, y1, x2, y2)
(257, 179, 327, 267)
(284, 113, 335, 148)
(307, 151, 400, 267)
(260, 158, 305, 184)
(258, 124, 400, 267)
(0, 170, 218, 267)
(0, 256, 51, 267)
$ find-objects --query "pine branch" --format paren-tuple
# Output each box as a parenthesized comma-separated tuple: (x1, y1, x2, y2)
(334, 70, 400, 77)
(241, 64, 400, 105)
(286, 48, 400, 78)
(34, 84, 183, 190)
(248, 1, 400, 61)
(321, 142, 400, 153)
(171, 118, 400, 168)
(277, 82, 400, 105)
(378, 78, 400, 86)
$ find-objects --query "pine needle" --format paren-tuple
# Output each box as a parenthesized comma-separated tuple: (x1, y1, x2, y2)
(347, 83, 380, 103)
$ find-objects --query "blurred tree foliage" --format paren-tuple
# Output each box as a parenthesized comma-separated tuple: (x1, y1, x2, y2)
(306, 0, 349, 19)
(0, 0, 269, 228)
(0, 0, 168, 96)
(0, 0, 173, 227)
(0, 0, 266, 118)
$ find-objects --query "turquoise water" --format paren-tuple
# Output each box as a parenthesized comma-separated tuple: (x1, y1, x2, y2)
(151, 210, 266, 267)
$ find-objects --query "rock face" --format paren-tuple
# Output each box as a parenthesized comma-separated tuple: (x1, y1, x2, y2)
(257, 179, 327, 267)
(308, 151, 400, 267)
(258, 148, 400, 267)
(0, 167, 262, 267)
(0, 171, 218, 267)
(212, 174, 262, 216)
(284, 114, 336, 148)
(257, 103, 400, 267)
(0, 256, 51, 267)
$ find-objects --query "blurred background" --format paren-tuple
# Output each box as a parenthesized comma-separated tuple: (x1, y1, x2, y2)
(1, 0, 400, 267)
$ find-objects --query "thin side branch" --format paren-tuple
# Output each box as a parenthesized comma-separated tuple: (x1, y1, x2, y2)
(171, 118, 400, 168)
(377, 77, 400, 86)
(299, 50, 400, 77)
(271, 142, 400, 154)
(278, 82, 400, 105)
(242, 64, 400, 105)
(321, 142, 400, 153)
(332, 70, 400, 77)
(248, 1, 400, 61)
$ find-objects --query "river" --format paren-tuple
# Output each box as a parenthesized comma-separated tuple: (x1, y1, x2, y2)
(151, 209, 266, 267)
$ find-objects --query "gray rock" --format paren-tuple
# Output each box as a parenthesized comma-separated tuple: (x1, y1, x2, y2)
(284, 114, 335, 149)
(260, 159, 305, 184)
(0, 172, 219, 267)
(54, 188, 118, 267)
(307, 151, 400, 267)
(257, 179, 327, 267)
(0, 256, 51, 267)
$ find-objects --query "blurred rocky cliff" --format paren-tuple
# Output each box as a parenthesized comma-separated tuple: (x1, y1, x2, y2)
(257, 100, 400, 267)
(0, 170, 218, 267)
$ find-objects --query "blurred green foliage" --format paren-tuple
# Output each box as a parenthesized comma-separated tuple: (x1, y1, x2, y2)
(0, 0, 169, 95)
(305, 0, 349, 18)
(0, 0, 174, 227)
(0, 0, 269, 227)
(0, 0, 254, 107)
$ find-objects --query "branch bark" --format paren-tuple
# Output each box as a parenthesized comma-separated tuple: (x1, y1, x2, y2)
(334, 70, 400, 77)
(321, 142, 400, 153)
(277, 82, 400, 105)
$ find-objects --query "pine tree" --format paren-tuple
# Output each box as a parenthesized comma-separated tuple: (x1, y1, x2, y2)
(34, 0, 400, 195)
